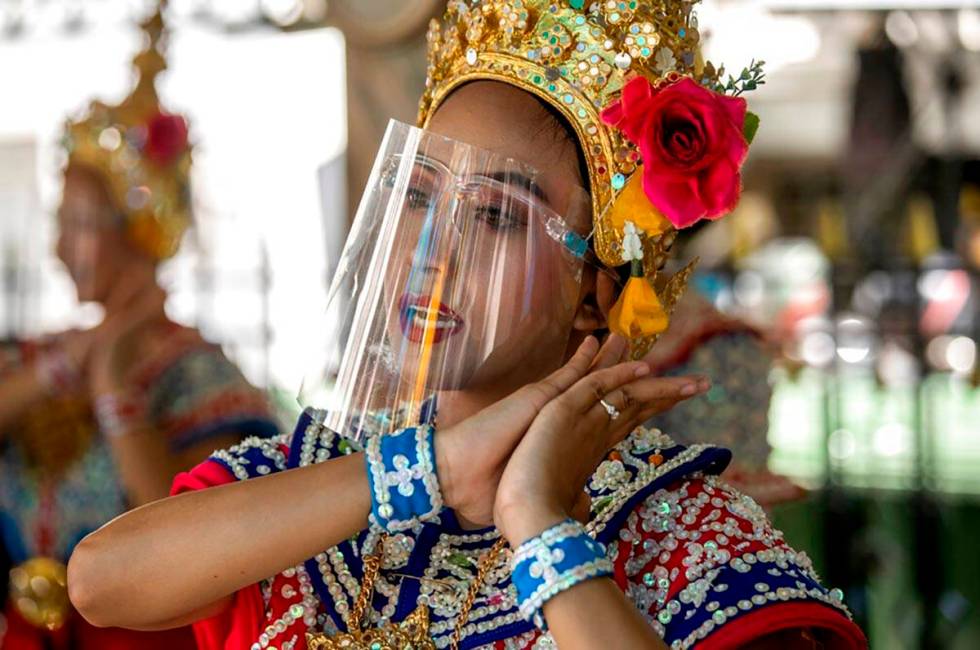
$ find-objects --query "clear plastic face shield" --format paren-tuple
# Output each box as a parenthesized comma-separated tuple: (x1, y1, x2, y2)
(300, 120, 594, 443)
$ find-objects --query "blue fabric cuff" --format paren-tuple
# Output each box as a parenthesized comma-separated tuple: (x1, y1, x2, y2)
(511, 518, 614, 630)
(364, 425, 443, 532)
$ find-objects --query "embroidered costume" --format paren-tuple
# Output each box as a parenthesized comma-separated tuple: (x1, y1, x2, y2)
(0, 326, 277, 650)
(171, 0, 864, 648)
(173, 410, 864, 650)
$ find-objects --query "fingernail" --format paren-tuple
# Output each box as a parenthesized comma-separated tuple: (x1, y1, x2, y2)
(634, 363, 650, 377)
(681, 383, 699, 396)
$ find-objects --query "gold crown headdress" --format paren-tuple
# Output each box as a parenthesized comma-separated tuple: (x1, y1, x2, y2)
(62, 1, 191, 260)
(419, 0, 763, 357)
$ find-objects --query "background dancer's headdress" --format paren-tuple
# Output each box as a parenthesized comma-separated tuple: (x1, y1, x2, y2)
(62, 1, 192, 260)
(419, 0, 763, 357)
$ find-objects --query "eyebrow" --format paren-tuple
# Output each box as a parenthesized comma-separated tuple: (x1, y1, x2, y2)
(409, 154, 549, 202)
(484, 171, 549, 203)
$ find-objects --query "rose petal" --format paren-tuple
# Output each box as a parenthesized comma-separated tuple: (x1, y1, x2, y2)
(717, 93, 748, 132)
(144, 113, 189, 166)
(643, 167, 706, 229)
(664, 77, 701, 98)
(699, 157, 741, 217)
(621, 76, 654, 112)
(723, 126, 750, 168)
(655, 101, 717, 172)
(600, 101, 625, 127)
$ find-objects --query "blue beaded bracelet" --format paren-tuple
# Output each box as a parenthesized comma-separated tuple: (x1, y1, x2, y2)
(511, 519, 614, 630)
(364, 425, 443, 532)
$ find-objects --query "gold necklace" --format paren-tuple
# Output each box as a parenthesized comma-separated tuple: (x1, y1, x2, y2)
(307, 534, 509, 650)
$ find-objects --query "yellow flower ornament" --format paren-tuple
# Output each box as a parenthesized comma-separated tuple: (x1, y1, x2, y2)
(608, 220, 670, 339)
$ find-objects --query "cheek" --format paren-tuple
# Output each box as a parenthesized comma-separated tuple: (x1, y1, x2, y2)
(94, 234, 134, 275)
(60, 231, 99, 267)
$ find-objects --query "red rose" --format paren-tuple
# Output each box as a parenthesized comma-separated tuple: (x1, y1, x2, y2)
(601, 76, 748, 229)
(143, 112, 188, 167)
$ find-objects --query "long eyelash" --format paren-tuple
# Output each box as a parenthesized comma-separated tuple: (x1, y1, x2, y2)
(407, 189, 431, 209)
(475, 206, 529, 231)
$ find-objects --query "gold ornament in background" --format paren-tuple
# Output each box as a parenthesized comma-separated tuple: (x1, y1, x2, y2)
(816, 199, 850, 263)
(9, 558, 70, 631)
(961, 184, 980, 270)
(62, 0, 192, 260)
(960, 184, 980, 226)
(904, 195, 940, 264)
(14, 394, 95, 478)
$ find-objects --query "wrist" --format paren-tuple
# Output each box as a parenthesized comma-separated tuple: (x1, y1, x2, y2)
(498, 503, 568, 548)
(364, 425, 444, 532)
(510, 518, 613, 630)
(34, 345, 80, 394)
(433, 426, 457, 510)
(93, 390, 147, 439)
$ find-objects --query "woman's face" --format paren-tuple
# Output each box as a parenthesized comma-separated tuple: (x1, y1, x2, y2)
(56, 166, 140, 303)
(380, 82, 597, 394)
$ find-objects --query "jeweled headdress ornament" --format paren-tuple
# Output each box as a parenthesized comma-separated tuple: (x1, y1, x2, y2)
(419, 0, 763, 357)
(62, 1, 192, 260)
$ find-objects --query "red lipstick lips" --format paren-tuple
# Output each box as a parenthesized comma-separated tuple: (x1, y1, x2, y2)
(398, 293, 464, 343)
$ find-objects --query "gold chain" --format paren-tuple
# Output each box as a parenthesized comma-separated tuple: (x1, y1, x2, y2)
(346, 533, 387, 631)
(450, 537, 509, 650)
(341, 533, 509, 650)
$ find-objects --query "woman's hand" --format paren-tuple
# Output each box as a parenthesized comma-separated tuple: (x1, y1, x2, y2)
(434, 337, 610, 527)
(436, 335, 707, 531)
(57, 328, 99, 377)
(87, 279, 167, 397)
(493, 334, 709, 546)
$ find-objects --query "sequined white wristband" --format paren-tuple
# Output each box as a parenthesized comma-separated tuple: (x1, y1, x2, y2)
(364, 425, 444, 532)
(511, 519, 614, 630)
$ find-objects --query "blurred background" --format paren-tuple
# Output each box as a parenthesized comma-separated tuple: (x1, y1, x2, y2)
(0, 0, 978, 647)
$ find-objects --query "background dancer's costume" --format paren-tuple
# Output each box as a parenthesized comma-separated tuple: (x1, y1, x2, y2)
(0, 7, 277, 649)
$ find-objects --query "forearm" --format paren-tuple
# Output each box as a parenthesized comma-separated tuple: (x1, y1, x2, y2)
(68, 452, 371, 629)
(544, 578, 667, 649)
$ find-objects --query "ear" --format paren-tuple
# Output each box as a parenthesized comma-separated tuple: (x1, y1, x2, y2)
(595, 271, 619, 322)
(571, 268, 619, 332)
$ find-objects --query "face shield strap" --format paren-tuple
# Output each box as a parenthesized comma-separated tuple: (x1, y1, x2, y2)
(564, 226, 625, 290)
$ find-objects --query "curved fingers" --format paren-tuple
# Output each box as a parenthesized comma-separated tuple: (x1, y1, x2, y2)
(588, 334, 629, 372)
(560, 360, 650, 414)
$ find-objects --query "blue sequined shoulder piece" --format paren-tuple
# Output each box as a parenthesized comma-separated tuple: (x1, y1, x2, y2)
(583, 427, 732, 545)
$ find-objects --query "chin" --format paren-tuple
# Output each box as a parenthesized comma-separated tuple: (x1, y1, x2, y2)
(392, 340, 480, 392)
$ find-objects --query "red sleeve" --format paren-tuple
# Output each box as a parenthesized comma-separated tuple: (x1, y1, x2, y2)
(170, 460, 266, 650)
(614, 477, 867, 649)
(697, 602, 866, 649)
(170, 459, 239, 496)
